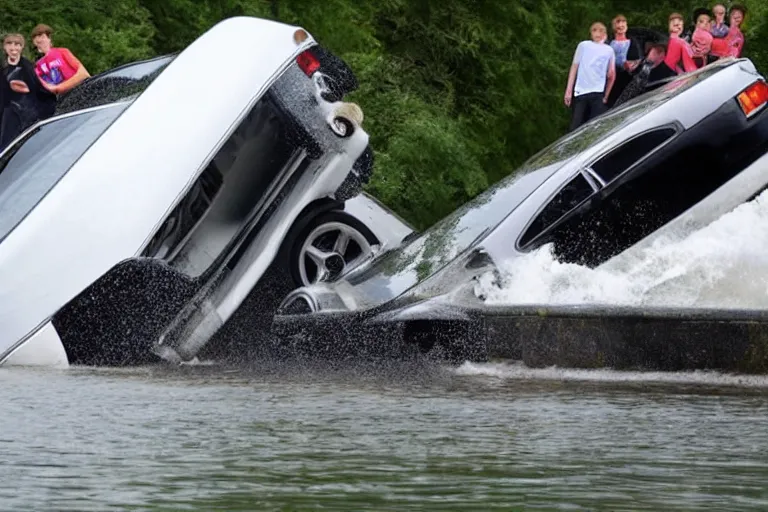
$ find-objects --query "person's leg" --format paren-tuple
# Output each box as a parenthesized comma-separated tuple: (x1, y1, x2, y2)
(586, 93, 607, 121)
(569, 94, 589, 131)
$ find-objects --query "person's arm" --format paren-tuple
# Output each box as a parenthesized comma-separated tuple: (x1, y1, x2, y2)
(664, 38, 679, 72)
(623, 38, 642, 71)
(20, 59, 46, 97)
(0, 74, 11, 108)
(565, 43, 582, 107)
(680, 43, 698, 73)
(565, 63, 578, 106)
(44, 49, 90, 94)
(730, 31, 745, 58)
(604, 53, 616, 103)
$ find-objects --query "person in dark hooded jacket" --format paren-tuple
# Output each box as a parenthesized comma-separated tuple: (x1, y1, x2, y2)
(0, 33, 56, 150)
(606, 15, 644, 108)
(614, 43, 677, 107)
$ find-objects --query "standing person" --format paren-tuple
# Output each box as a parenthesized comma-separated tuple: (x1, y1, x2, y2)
(711, 4, 746, 59)
(0, 33, 56, 150)
(710, 4, 729, 38)
(609, 15, 642, 71)
(30, 24, 90, 96)
(690, 9, 714, 68)
(564, 22, 616, 132)
(607, 14, 643, 107)
(664, 13, 697, 74)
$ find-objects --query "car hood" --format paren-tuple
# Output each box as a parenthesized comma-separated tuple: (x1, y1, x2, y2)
(277, 171, 558, 318)
(0, 17, 315, 361)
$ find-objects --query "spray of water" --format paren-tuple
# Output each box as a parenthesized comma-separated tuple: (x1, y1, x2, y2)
(455, 361, 768, 388)
(477, 190, 768, 308)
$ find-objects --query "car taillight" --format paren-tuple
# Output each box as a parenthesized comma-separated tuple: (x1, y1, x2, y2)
(737, 80, 768, 118)
(296, 50, 320, 77)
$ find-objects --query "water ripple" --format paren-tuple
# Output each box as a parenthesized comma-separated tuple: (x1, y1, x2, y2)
(0, 363, 767, 511)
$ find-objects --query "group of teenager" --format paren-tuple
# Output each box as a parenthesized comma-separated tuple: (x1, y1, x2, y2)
(0, 24, 89, 150)
(566, 4, 749, 131)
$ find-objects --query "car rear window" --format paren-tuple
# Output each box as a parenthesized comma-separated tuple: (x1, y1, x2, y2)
(56, 55, 175, 115)
(0, 103, 129, 243)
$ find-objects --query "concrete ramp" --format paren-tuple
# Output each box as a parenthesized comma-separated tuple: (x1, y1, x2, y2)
(481, 305, 768, 373)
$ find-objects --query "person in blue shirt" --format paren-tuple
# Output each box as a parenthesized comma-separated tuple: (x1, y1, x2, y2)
(710, 3, 729, 38)
(606, 15, 643, 108)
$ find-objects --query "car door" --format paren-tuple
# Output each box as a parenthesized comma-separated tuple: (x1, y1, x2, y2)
(518, 126, 680, 267)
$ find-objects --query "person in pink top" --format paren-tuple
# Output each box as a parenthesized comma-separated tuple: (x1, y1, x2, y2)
(30, 24, 90, 95)
(711, 4, 746, 59)
(690, 9, 713, 68)
(664, 12, 697, 74)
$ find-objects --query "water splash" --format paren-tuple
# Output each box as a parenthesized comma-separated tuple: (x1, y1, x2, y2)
(455, 361, 768, 388)
(478, 191, 768, 308)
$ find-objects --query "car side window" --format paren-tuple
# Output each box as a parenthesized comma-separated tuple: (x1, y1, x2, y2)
(590, 127, 677, 183)
(519, 173, 594, 247)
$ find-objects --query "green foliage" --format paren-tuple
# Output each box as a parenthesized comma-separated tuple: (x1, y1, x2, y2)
(2, 0, 767, 229)
(1, 0, 156, 71)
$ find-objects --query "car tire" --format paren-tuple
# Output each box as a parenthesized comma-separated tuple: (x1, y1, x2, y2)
(336, 144, 374, 202)
(289, 211, 379, 287)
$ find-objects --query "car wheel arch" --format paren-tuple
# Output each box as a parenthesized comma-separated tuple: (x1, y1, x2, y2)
(282, 203, 380, 287)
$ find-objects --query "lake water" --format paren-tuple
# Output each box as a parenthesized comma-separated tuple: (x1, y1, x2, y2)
(2, 360, 768, 511)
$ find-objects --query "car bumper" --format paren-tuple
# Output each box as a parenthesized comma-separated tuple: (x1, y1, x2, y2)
(1, 321, 69, 368)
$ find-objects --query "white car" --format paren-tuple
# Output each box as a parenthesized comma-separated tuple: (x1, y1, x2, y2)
(0, 17, 412, 367)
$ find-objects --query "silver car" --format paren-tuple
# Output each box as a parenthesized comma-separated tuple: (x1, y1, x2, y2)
(275, 58, 768, 363)
(0, 17, 412, 367)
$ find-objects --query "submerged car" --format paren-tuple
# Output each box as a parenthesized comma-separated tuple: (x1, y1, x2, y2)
(0, 16, 412, 367)
(275, 57, 768, 362)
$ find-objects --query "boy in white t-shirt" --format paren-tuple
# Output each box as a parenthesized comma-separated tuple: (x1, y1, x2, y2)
(564, 22, 616, 132)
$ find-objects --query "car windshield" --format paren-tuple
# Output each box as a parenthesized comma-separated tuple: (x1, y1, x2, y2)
(56, 55, 176, 115)
(344, 98, 664, 304)
(0, 103, 130, 243)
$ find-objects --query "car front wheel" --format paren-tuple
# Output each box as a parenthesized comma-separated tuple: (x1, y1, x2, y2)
(290, 211, 378, 287)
